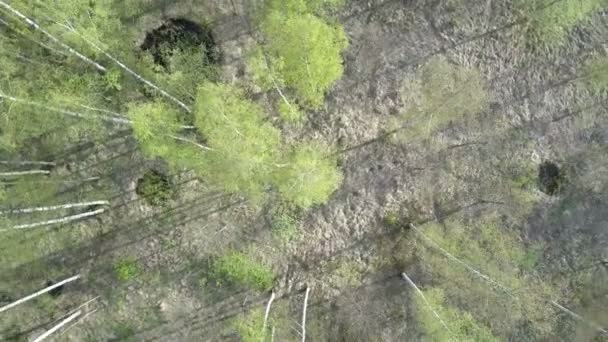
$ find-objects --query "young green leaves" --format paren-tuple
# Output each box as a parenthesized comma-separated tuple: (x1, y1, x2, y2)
(195, 82, 282, 199)
(273, 142, 342, 208)
(515, 0, 607, 48)
(260, 13, 348, 108)
(130, 82, 342, 208)
(391, 56, 488, 144)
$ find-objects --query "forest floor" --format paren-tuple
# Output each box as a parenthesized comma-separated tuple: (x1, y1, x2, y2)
(1, 0, 607, 341)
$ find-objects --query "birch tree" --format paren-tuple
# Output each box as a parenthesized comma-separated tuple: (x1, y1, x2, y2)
(389, 55, 489, 144)
(414, 217, 561, 339)
(252, 0, 348, 109)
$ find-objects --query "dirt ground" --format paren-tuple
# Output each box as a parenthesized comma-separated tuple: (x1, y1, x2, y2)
(2, 0, 607, 341)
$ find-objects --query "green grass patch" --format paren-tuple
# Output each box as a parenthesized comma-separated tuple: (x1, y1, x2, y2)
(114, 258, 140, 282)
(212, 251, 274, 291)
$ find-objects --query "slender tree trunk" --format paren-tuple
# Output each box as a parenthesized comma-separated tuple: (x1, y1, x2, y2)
(32, 310, 81, 342)
(261, 291, 276, 341)
(410, 224, 608, 335)
(0, 275, 81, 313)
(0, 93, 132, 124)
(7, 208, 106, 230)
(168, 135, 213, 151)
(57, 24, 191, 113)
(301, 287, 310, 342)
(0, 170, 50, 177)
(270, 326, 275, 342)
(0, 200, 108, 215)
(0, 1, 106, 72)
(401, 272, 452, 335)
(58, 308, 98, 338)
(0, 176, 100, 185)
(0, 161, 55, 166)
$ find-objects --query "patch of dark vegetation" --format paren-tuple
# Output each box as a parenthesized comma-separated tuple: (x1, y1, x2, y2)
(141, 18, 220, 68)
(538, 161, 564, 195)
(136, 170, 173, 206)
(45, 280, 64, 298)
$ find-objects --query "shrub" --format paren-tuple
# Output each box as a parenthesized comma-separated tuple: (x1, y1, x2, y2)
(231, 309, 267, 342)
(272, 141, 343, 208)
(515, 0, 606, 47)
(258, 6, 348, 108)
(135, 170, 173, 206)
(213, 252, 274, 291)
(582, 56, 608, 94)
(390, 56, 488, 143)
(414, 287, 498, 341)
(268, 201, 301, 242)
(114, 259, 140, 282)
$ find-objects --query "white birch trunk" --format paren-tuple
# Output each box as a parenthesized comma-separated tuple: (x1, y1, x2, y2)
(0, 93, 132, 125)
(0, 176, 99, 186)
(0, 1, 106, 72)
(410, 224, 608, 335)
(261, 292, 276, 341)
(6, 208, 106, 230)
(0, 200, 108, 215)
(301, 287, 310, 342)
(32, 310, 81, 342)
(0, 170, 50, 177)
(58, 25, 191, 113)
(270, 326, 275, 342)
(0, 161, 55, 166)
(0, 275, 81, 313)
(168, 135, 213, 151)
(401, 272, 452, 334)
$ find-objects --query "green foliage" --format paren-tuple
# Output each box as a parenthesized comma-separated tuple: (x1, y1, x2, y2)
(415, 287, 498, 341)
(128, 101, 184, 161)
(263, 0, 346, 15)
(278, 100, 306, 123)
(273, 142, 343, 208)
(135, 170, 173, 206)
(114, 258, 140, 282)
(231, 309, 268, 342)
(330, 259, 364, 288)
(390, 56, 488, 143)
(582, 56, 608, 94)
(213, 251, 274, 291)
(268, 201, 301, 242)
(416, 217, 558, 338)
(515, 0, 607, 47)
(194, 82, 282, 199)
(383, 210, 402, 230)
(257, 4, 348, 108)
